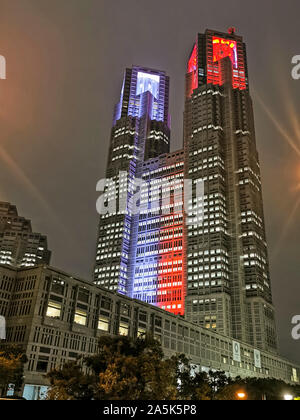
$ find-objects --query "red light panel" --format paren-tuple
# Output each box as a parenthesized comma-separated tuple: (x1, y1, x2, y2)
(207, 36, 246, 90)
(157, 216, 185, 316)
(213, 37, 238, 68)
(187, 44, 198, 97)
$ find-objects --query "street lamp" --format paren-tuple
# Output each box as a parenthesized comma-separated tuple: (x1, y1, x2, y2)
(236, 391, 247, 400)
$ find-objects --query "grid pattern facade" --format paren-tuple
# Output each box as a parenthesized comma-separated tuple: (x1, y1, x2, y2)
(184, 29, 277, 353)
(95, 29, 278, 353)
(0, 264, 298, 394)
(0, 202, 51, 268)
(94, 67, 174, 303)
(132, 151, 185, 315)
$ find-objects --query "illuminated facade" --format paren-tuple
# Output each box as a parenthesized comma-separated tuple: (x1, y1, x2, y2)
(1, 264, 298, 399)
(184, 28, 278, 353)
(94, 66, 182, 309)
(95, 29, 279, 353)
(133, 151, 185, 315)
(0, 29, 296, 400)
(0, 202, 51, 268)
(185, 28, 248, 97)
(95, 67, 186, 316)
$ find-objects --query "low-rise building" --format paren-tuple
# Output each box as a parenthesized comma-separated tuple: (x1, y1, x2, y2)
(0, 264, 299, 399)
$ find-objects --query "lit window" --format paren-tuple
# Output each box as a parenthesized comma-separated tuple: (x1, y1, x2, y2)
(119, 322, 129, 336)
(74, 309, 87, 326)
(137, 328, 146, 338)
(46, 301, 61, 319)
(98, 316, 109, 331)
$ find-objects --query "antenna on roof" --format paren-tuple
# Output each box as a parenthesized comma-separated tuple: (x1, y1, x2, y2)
(228, 27, 236, 35)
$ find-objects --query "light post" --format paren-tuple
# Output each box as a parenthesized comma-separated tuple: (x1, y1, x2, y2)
(236, 391, 247, 400)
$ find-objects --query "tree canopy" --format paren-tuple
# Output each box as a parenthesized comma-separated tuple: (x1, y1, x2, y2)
(45, 334, 300, 401)
(0, 344, 28, 397)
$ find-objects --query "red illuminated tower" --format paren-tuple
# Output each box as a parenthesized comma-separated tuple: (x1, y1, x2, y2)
(186, 28, 248, 97)
(184, 29, 278, 353)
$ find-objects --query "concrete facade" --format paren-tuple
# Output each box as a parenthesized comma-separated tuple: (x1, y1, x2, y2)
(0, 202, 51, 268)
(0, 264, 298, 399)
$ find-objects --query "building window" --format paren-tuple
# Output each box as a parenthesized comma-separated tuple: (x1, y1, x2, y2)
(51, 280, 65, 295)
(36, 359, 48, 373)
(137, 327, 146, 338)
(98, 316, 109, 332)
(46, 301, 61, 319)
(74, 309, 87, 326)
(119, 321, 129, 336)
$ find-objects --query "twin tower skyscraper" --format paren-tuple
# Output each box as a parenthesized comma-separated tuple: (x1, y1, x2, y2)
(94, 28, 278, 354)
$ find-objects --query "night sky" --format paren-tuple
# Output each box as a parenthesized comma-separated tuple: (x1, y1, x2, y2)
(0, 0, 299, 362)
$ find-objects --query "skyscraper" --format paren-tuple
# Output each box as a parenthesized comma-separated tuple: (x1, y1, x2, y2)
(94, 67, 172, 294)
(0, 202, 51, 268)
(95, 29, 278, 353)
(184, 28, 277, 353)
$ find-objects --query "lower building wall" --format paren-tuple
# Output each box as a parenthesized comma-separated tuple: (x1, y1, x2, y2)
(0, 264, 299, 400)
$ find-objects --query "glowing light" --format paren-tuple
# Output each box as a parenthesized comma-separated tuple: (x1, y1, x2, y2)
(253, 90, 300, 260)
(254, 92, 300, 159)
(284, 394, 294, 401)
(253, 91, 300, 259)
(294, 166, 300, 191)
(157, 215, 185, 316)
(213, 37, 238, 69)
(237, 391, 247, 400)
(207, 36, 246, 90)
(136, 72, 160, 99)
(187, 44, 198, 97)
(126, 68, 166, 123)
(133, 177, 185, 316)
(272, 196, 300, 260)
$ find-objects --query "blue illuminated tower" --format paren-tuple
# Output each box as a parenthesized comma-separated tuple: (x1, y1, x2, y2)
(94, 67, 170, 294)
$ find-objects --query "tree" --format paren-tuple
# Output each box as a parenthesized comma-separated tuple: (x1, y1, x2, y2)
(214, 382, 244, 400)
(88, 334, 178, 400)
(46, 362, 96, 400)
(240, 377, 299, 401)
(45, 335, 300, 401)
(0, 345, 28, 397)
(46, 334, 179, 400)
(176, 355, 211, 400)
(212, 376, 300, 400)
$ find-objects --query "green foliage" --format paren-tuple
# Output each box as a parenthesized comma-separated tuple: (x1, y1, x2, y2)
(0, 344, 28, 397)
(176, 355, 211, 400)
(46, 362, 96, 400)
(45, 334, 300, 401)
(47, 334, 178, 400)
(236, 377, 299, 401)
